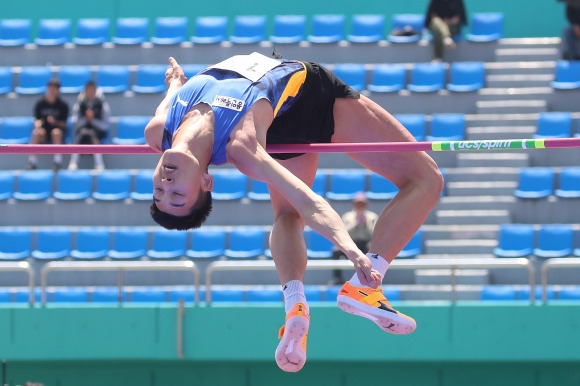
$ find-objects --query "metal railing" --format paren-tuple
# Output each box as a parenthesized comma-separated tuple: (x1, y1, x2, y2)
(541, 257, 580, 302)
(205, 257, 536, 303)
(0, 261, 35, 305)
(40, 261, 200, 305)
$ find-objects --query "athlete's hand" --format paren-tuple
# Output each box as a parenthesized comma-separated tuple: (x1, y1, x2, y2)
(165, 57, 187, 88)
(352, 254, 381, 288)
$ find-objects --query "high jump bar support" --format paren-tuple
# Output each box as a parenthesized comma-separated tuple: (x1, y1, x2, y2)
(1, 137, 580, 154)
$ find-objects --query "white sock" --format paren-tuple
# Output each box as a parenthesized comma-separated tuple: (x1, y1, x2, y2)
(349, 253, 390, 287)
(28, 155, 37, 164)
(94, 153, 104, 167)
(282, 280, 307, 313)
(69, 153, 79, 166)
(54, 154, 62, 164)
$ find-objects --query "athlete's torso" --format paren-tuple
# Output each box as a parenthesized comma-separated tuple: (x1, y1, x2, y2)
(163, 53, 306, 165)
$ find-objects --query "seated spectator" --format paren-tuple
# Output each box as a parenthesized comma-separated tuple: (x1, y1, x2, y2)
(27, 79, 69, 171)
(424, 0, 468, 61)
(563, 3, 580, 60)
(68, 81, 111, 170)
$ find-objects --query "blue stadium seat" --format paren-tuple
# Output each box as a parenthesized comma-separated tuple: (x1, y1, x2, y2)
(447, 61, 485, 92)
(131, 65, 167, 93)
(366, 172, 398, 200)
(304, 286, 324, 302)
(147, 229, 188, 259)
(31, 227, 72, 261)
(534, 112, 572, 138)
(111, 116, 149, 144)
(394, 113, 426, 141)
(130, 169, 154, 200)
(270, 15, 306, 44)
(0, 19, 31, 46)
(347, 14, 385, 43)
(312, 170, 327, 196)
(480, 285, 517, 301)
(397, 228, 423, 258)
(230, 15, 267, 44)
(49, 287, 89, 303)
(168, 286, 200, 303)
(58, 65, 92, 94)
(388, 14, 424, 43)
(211, 287, 245, 302)
(514, 167, 555, 199)
(211, 170, 248, 200)
(427, 113, 465, 141)
(533, 224, 574, 258)
(367, 64, 406, 93)
(247, 179, 270, 200)
(551, 60, 580, 89)
(246, 287, 282, 302)
(0, 289, 11, 303)
(0, 116, 32, 144)
(187, 228, 227, 259)
(109, 227, 148, 260)
(91, 287, 128, 303)
(493, 224, 535, 258)
(0, 66, 11, 94)
(13, 288, 41, 304)
(71, 227, 110, 260)
(35, 19, 71, 45)
(519, 285, 555, 301)
(74, 18, 110, 45)
(112, 17, 149, 45)
(331, 63, 367, 91)
(53, 170, 93, 200)
(151, 17, 188, 45)
(408, 62, 446, 93)
(558, 286, 580, 301)
(130, 287, 167, 303)
(306, 230, 334, 259)
(191, 16, 228, 44)
(15, 66, 52, 95)
(555, 167, 580, 198)
(466, 13, 504, 42)
(326, 169, 367, 200)
(0, 171, 15, 200)
(92, 170, 132, 201)
(224, 227, 265, 259)
(181, 64, 208, 79)
(14, 170, 53, 200)
(307, 14, 345, 43)
(96, 65, 130, 93)
(0, 227, 31, 260)
(324, 286, 341, 302)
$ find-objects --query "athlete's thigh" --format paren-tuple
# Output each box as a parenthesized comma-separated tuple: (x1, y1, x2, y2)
(332, 95, 439, 186)
(268, 153, 319, 217)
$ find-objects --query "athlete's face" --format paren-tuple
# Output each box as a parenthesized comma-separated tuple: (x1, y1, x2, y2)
(152, 149, 202, 216)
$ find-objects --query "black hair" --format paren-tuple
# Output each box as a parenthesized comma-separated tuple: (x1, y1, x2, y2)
(150, 191, 212, 230)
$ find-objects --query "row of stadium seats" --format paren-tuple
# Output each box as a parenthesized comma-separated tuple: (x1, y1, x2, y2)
(514, 167, 580, 199)
(0, 168, 441, 202)
(0, 225, 422, 261)
(493, 223, 580, 258)
(2, 284, 579, 304)
(0, 13, 504, 47)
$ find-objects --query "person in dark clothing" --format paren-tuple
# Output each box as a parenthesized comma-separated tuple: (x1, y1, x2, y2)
(563, 4, 580, 60)
(26, 78, 69, 171)
(424, 0, 468, 61)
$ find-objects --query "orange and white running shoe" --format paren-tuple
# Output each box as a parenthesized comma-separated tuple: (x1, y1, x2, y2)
(275, 302, 310, 372)
(337, 281, 416, 334)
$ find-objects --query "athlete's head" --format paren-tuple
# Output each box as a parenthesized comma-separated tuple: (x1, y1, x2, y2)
(150, 148, 213, 230)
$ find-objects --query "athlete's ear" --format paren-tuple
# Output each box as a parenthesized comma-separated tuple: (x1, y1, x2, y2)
(201, 173, 213, 192)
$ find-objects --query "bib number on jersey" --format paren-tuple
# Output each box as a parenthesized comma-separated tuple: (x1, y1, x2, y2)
(212, 95, 245, 111)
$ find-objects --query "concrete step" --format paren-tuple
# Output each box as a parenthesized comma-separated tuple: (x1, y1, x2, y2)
(456, 152, 530, 168)
(446, 181, 517, 196)
(421, 224, 499, 241)
(397, 285, 483, 301)
(424, 238, 498, 254)
(486, 74, 554, 88)
(495, 47, 560, 62)
(465, 113, 539, 127)
(436, 195, 516, 212)
(466, 126, 536, 140)
(435, 209, 511, 225)
(484, 60, 556, 76)
(496, 37, 561, 50)
(476, 99, 548, 114)
(442, 167, 520, 182)
(415, 269, 490, 285)
(477, 87, 553, 101)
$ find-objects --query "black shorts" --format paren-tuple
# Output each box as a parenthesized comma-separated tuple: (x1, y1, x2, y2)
(266, 61, 360, 160)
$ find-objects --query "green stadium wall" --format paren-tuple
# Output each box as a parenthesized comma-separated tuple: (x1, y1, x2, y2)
(1, 303, 579, 386)
(0, 0, 569, 40)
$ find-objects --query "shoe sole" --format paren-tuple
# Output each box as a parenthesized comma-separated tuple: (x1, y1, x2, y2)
(275, 314, 309, 372)
(337, 295, 416, 335)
